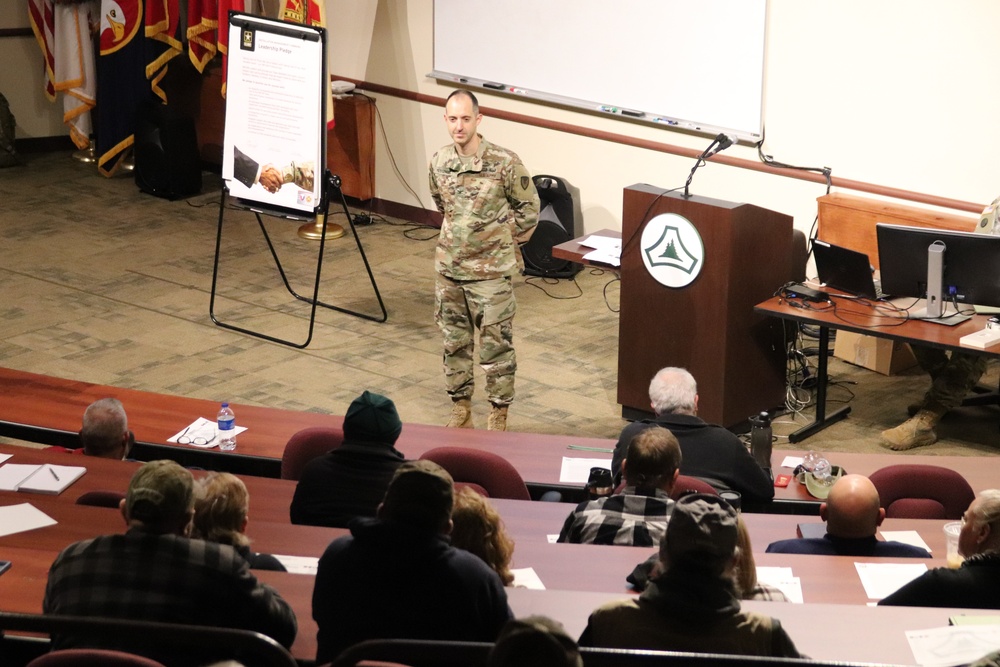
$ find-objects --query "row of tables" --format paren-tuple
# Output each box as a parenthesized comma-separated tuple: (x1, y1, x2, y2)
(3, 367, 999, 511)
(0, 443, 989, 665)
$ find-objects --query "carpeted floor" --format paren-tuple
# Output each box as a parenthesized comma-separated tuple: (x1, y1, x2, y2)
(1, 151, 997, 458)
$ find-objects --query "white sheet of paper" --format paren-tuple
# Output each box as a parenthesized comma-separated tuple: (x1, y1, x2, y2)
(906, 624, 1000, 667)
(560, 457, 612, 484)
(0, 502, 57, 538)
(272, 554, 319, 575)
(880, 530, 933, 554)
(511, 567, 546, 590)
(579, 234, 621, 250)
(780, 456, 803, 469)
(0, 454, 12, 464)
(756, 567, 803, 603)
(547, 534, 559, 543)
(854, 562, 928, 600)
(168, 417, 248, 448)
(0, 464, 44, 491)
(582, 247, 621, 267)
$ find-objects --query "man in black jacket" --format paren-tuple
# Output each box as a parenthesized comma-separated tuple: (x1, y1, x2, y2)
(290, 390, 406, 527)
(611, 367, 773, 505)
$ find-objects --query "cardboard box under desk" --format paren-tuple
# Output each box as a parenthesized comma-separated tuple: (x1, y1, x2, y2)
(833, 330, 917, 376)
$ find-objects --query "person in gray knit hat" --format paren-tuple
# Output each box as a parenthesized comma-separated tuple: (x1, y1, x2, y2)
(290, 390, 407, 528)
(579, 494, 801, 658)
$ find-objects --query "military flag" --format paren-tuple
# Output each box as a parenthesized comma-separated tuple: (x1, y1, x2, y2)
(97, 0, 146, 175)
(145, 0, 182, 102)
(186, 0, 216, 73)
(279, 0, 334, 129)
(27, 0, 57, 101)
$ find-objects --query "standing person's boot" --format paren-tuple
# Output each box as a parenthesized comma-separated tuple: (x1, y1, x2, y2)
(880, 408, 944, 450)
(487, 404, 508, 431)
(446, 398, 473, 428)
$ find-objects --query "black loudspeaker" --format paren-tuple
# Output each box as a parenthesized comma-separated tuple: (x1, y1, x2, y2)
(522, 174, 583, 278)
(134, 101, 202, 200)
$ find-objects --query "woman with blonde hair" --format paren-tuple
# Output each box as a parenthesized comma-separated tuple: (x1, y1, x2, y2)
(192, 471, 286, 571)
(450, 486, 515, 585)
(734, 514, 787, 601)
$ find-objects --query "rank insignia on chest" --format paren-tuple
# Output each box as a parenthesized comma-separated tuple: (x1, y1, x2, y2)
(520, 176, 529, 190)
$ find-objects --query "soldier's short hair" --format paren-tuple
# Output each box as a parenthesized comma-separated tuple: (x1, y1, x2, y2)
(447, 89, 479, 115)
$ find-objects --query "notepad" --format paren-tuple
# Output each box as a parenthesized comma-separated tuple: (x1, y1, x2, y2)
(0, 463, 86, 495)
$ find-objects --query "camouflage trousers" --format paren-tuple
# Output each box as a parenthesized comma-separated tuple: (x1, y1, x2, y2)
(435, 273, 517, 406)
(912, 346, 988, 413)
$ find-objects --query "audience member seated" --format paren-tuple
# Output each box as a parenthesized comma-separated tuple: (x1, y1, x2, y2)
(312, 460, 512, 663)
(489, 616, 583, 667)
(880, 489, 1000, 608)
(290, 390, 406, 527)
(192, 471, 286, 572)
(766, 474, 932, 558)
(578, 494, 801, 658)
(611, 367, 773, 504)
(80, 397, 133, 460)
(451, 486, 515, 585)
(43, 460, 297, 663)
(558, 427, 679, 547)
(734, 515, 788, 602)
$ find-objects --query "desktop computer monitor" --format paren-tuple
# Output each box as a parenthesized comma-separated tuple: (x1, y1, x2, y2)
(876, 223, 1000, 310)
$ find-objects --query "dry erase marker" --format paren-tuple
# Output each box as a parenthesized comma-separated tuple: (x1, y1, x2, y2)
(509, 87, 527, 95)
(620, 109, 644, 118)
(598, 105, 617, 113)
(483, 82, 505, 90)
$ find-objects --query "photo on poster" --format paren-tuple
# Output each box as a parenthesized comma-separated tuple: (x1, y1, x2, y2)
(222, 13, 326, 219)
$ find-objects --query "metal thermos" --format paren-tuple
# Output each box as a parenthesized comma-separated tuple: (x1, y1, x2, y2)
(749, 411, 773, 470)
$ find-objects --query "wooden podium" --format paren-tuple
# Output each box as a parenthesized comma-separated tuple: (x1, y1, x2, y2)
(619, 184, 793, 427)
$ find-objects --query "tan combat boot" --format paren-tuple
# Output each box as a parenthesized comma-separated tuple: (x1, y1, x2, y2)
(446, 398, 473, 428)
(487, 404, 508, 431)
(880, 409, 943, 450)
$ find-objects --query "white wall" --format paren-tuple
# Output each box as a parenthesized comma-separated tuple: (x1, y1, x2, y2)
(0, 4, 66, 140)
(327, 0, 997, 237)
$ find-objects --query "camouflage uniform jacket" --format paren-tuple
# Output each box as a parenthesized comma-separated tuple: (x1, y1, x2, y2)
(429, 136, 539, 281)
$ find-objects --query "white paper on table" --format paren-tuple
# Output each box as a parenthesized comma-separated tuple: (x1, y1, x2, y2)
(905, 625, 1000, 667)
(511, 567, 546, 590)
(579, 234, 621, 251)
(0, 502, 57, 537)
(546, 534, 559, 543)
(0, 464, 45, 491)
(780, 456, 804, 469)
(880, 530, 933, 554)
(0, 454, 12, 464)
(272, 554, 319, 575)
(854, 562, 928, 600)
(560, 457, 612, 484)
(168, 417, 248, 448)
(756, 567, 804, 604)
(582, 247, 621, 267)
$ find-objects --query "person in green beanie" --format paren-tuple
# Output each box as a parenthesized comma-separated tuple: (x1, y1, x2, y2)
(290, 390, 407, 527)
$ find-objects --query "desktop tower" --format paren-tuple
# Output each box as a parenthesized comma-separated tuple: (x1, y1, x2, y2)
(133, 101, 202, 201)
(522, 175, 583, 279)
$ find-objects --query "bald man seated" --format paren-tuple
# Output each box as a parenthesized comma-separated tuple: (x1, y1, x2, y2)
(765, 474, 931, 558)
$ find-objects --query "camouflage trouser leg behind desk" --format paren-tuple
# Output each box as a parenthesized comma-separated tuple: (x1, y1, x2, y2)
(882, 346, 988, 450)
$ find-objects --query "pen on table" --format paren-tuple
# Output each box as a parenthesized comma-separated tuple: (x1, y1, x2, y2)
(566, 445, 615, 453)
(49, 467, 60, 481)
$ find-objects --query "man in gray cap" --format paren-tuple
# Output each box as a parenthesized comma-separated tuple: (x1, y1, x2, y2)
(291, 390, 407, 527)
(579, 494, 801, 658)
(44, 460, 297, 661)
(313, 459, 512, 663)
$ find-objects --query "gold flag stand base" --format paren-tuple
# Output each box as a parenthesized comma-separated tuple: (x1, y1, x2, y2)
(72, 143, 96, 164)
(298, 213, 345, 241)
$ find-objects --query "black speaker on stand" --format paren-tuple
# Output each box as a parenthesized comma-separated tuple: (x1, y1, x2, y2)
(134, 101, 202, 200)
(522, 174, 583, 278)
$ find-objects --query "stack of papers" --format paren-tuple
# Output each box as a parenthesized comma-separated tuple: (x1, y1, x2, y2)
(579, 235, 621, 267)
(0, 463, 87, 495)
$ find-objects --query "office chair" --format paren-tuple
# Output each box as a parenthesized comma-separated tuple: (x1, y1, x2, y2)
(281, 426, 344, 480)
(869, 464, 975, 519)
(27, 649, 167, 667)
(419, 447, 531, 501)
(76, 490, 126, 508)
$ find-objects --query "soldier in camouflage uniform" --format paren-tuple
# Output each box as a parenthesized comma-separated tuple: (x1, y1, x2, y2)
(429, 90, 539, 431)
(881, 348, 988, 450)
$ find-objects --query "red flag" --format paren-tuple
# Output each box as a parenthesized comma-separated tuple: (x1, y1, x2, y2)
(278, 0, 334, 129)
(217, 0, 245, 98)
(186, 0, 216, 74)
(28, 0, 57, 101)
(145, 0, 182, 102)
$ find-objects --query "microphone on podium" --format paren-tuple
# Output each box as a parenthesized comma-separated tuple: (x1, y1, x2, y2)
(683, 133, 738, 198)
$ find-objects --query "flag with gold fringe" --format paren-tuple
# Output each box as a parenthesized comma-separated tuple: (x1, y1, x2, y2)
(144, 0, 182, 103)
(97, 0, 146, 175)
(279, 0, 334, 129)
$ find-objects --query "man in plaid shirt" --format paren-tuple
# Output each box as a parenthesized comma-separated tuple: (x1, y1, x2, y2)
(558, 427, 680, 547)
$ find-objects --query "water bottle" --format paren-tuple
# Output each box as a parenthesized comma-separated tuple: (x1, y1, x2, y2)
(749, 411, 772, 471)
(217, 402, 236, 451)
